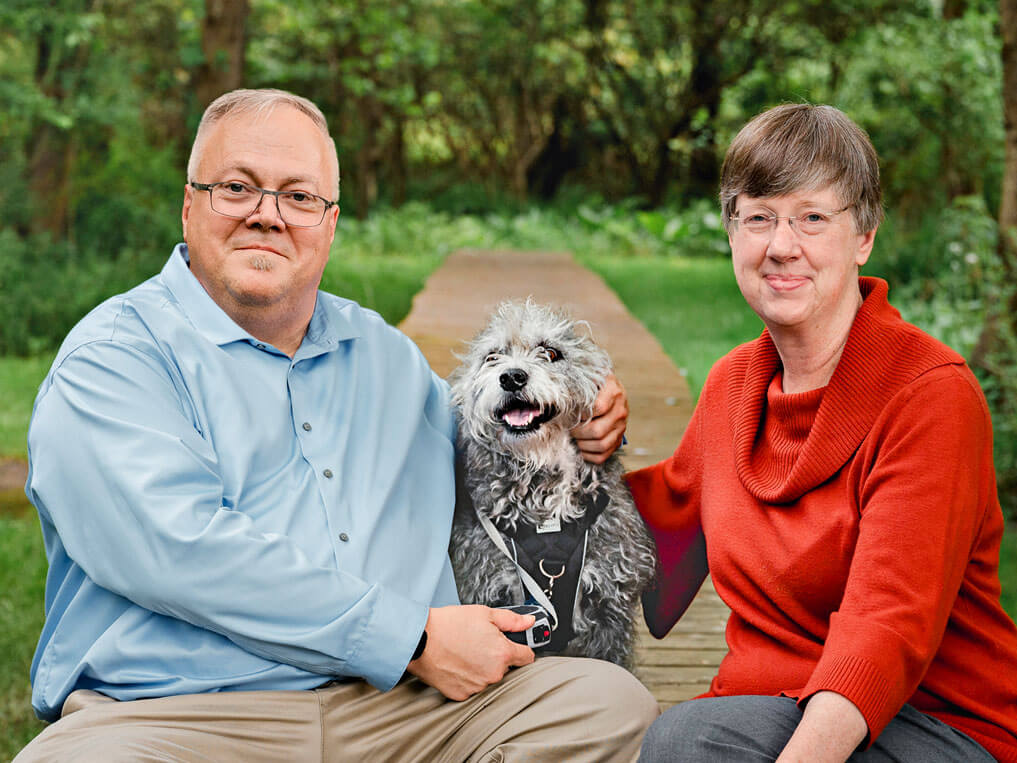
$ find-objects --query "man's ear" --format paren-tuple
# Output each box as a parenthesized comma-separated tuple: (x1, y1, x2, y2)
(326, 204, 340, 245)
(181, 184, 194, 240)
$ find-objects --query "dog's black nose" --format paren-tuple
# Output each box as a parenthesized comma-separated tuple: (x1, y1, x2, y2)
(499, 369, 529, 392)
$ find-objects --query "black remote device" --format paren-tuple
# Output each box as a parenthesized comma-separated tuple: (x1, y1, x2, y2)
(496, 604, 552, 648)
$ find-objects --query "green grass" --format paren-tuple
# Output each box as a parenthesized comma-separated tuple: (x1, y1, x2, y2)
(579, 255, 763, 397)
(321, 253, 445, 327)
(0, 518, 47, 756)
(0, 355, 54, 459)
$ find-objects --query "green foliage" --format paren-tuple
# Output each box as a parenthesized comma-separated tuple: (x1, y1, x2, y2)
(879, 196, 1017, 519)
(1001, 524, 1017, 622)
(0, 0, 1007, 226)
(880, 198, 999, 346)
(834, 7, 1004, 218)
(0, 229, 171, 357)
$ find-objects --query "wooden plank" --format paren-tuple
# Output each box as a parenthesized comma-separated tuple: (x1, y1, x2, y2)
(634, 649, 728, 667)
(636, 633, 727, 649)
(649, 684, 714, 706)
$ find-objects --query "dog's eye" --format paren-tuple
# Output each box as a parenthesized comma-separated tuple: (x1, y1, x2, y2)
(484, 353, 500, 364)
(539, 346, 562, 362)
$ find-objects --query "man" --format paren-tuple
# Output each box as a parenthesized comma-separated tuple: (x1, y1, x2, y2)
(16, 89, 658, 761)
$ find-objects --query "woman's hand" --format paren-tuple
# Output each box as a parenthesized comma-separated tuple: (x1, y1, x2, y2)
(776, 691, 868, 763)
(571, 374, 628, 464)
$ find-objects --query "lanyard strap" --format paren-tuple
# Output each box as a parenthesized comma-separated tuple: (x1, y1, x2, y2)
(475, 509, 560, 630)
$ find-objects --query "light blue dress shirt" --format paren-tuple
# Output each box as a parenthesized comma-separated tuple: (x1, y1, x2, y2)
(26, 244, 459, 721)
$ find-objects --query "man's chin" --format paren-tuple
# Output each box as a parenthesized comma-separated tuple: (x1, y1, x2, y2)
(234, 249, 280, 272)
(224, 270, 288, 308)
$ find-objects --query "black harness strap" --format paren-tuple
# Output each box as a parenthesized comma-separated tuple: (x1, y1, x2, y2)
(498, 487, 609, 651)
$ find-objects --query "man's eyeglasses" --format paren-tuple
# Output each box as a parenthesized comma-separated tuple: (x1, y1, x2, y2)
(731, 205, 853, 237)
(190, 181, 338, 228)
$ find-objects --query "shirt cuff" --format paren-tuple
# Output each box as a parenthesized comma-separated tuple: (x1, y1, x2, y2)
(348, 585, 430, 691)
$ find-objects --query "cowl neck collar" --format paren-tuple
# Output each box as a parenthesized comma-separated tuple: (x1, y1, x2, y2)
(727, 277, 964, 503)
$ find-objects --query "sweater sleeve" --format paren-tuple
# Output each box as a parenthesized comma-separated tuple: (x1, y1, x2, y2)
(798, 364, 994, 744)
(626, 398, 709, 638)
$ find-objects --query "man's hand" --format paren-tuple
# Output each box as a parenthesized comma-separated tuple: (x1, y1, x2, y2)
(571, 373, 628, 464)
(406, 605, 535, 701)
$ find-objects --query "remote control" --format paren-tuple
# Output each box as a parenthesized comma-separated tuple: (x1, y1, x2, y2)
(496, 604, 552, 648)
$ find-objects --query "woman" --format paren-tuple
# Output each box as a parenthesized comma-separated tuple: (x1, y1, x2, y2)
(630, 104, 1017, 762)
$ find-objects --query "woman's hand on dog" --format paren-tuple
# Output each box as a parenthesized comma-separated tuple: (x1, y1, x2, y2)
(572, 373, 628, 464)
(405, 605, 536, 701)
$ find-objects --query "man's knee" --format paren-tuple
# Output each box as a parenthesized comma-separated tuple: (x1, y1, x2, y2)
(539, 657, 659, 728)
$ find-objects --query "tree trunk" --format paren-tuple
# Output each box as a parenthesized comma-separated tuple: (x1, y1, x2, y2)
(27, 125, 74, 237)
(195, 0, 250, 110)
(389, 116, 407, 208)
(942, 0, 967, 19)
(27, 16, 86, 237)
(527, 97, 584, 200)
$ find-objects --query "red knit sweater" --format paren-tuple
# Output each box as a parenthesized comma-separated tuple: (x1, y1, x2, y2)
(626, 278, 1017, 761)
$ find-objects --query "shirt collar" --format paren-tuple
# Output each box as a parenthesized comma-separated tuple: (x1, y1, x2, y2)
(161, 243, 360, 357)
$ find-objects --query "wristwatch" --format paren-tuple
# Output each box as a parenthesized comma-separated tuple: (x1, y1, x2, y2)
(411, 629, 428, 661)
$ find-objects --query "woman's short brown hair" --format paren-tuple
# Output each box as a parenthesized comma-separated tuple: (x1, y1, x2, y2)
(719, 103, 883, 233)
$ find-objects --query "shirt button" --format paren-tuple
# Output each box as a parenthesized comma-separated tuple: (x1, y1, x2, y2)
(302, 422, 312, 431)
(339, 533, 350, 542)
(323, 469, 334, 479)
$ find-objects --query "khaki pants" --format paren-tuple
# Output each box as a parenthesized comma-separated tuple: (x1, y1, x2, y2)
(15, 657, 659, 762)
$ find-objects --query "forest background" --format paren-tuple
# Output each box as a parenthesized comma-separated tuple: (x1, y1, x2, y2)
(1, 0, 1017, 752)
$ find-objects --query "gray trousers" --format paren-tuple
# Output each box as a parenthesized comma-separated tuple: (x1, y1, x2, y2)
(639, 695, 994, 762)
(16, 657, 659, 762)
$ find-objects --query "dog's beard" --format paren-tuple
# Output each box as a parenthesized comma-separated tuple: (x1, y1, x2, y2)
(464, 395, 577, 474)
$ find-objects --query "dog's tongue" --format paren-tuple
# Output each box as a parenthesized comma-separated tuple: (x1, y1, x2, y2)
(503, 407, 539, 427)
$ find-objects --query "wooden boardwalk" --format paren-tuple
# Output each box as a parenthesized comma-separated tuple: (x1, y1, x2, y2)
(399, 248, 729, 707)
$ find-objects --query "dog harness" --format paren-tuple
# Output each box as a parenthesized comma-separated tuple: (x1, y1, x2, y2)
(475, 486, 608, 652)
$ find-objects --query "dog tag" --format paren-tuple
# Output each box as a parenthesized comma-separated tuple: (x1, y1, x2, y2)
(535, 517, 561, 534)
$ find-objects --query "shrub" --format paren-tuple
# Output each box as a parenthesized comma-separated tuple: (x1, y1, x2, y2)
(888, 196, 1017, 520)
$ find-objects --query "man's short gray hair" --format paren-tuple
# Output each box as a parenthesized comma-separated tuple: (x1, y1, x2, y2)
(720, 103, 883, 234)
(186, 88, 340, 200)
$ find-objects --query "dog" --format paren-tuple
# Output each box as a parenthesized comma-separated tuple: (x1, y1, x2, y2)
(448, 300, 657, 668)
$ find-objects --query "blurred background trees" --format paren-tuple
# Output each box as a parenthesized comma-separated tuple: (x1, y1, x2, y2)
(4, 0, 1006, 225)
(0, 0, 1014, 510)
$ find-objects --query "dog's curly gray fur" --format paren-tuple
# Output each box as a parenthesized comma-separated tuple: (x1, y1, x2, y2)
(449, 300, 657, 669)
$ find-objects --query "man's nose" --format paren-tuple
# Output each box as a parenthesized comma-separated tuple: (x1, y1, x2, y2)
(246, 192, 285, 230)
(499, 369, 529, 392)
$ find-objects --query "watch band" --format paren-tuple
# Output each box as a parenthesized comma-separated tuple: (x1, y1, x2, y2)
(411, 629, 428, 661)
